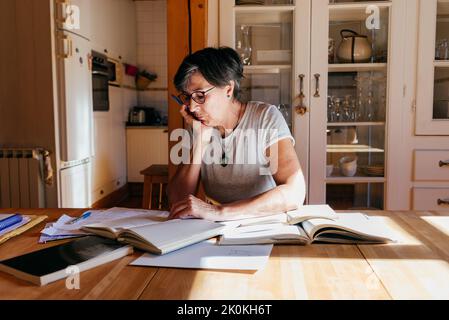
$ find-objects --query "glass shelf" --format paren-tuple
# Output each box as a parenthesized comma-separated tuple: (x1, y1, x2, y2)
(327, 144, 384, 153)
(235, 0, 295, 7)
(326, 177, 385, 184)
(327, 122, 385, 127)
(243, 65, 292, 74)
(328, 63, 387, 72)
(329, 2, 391, 23)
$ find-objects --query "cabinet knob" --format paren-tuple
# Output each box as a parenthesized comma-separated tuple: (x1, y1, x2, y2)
(438, 198, 449, 206)
(439, 160, 449, 168)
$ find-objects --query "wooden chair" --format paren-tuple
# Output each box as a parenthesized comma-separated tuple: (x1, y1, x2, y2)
(140, 165, 169, 210)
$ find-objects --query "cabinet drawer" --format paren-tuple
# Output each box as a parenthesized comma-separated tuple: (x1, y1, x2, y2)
(413, 188, 449, 211)
(414, 150, 449, 181)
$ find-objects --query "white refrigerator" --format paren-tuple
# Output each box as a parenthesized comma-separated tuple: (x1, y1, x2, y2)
(55, 0, 93, 208)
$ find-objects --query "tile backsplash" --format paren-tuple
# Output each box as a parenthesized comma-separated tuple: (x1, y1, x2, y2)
(136, 0, 168, 118)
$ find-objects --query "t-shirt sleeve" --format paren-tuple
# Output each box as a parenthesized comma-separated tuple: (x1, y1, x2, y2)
(259, 105, 295, 153)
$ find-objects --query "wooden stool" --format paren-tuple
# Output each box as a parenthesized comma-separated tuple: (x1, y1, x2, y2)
(140, 165, 169, 210)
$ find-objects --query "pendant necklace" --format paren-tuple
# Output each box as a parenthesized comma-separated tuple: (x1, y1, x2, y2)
(220, 103, 245, 168)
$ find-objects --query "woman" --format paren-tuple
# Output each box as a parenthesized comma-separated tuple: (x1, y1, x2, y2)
(168, 47, 306, 221)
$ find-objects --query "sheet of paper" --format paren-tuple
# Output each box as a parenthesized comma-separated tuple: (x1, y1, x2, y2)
(130, 240, 273, 271)
(38, 223, 87, 243)
(52, 208, 169, 231)
(41, 216, 92, 236)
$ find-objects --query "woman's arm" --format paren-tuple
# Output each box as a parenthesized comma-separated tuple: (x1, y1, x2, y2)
(219, 138, 306, 219)
(167, 107, 214, 207)
(169, 138, 306, 221)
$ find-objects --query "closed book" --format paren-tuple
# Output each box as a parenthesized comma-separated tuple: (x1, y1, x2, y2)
(0, 236, 133, 286)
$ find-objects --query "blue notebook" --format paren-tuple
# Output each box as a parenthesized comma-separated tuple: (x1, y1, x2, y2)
(0, 214, 23, 232)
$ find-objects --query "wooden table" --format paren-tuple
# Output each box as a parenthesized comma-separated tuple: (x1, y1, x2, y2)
(1, 209, 449, 300)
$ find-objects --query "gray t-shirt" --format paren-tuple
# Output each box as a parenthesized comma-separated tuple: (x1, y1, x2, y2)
(201, 101, 295, 204)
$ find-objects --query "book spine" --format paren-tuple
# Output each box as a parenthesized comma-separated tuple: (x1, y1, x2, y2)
(0, 214, 23, 232)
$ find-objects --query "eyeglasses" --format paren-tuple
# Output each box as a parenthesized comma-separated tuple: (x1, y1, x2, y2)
(177, 87, 215, 105)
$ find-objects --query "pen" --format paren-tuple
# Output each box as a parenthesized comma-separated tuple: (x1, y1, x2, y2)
(66, 211, 91, 225)
(171, 94, 185, 107)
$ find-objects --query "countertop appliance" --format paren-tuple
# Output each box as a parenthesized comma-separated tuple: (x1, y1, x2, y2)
(127, 107, 162, 126)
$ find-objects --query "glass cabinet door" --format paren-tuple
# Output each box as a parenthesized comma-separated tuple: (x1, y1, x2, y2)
(309, 0, 397, 210)
(416, 0, 449, 135)
(434, 1, 449, 119)
(220, 0, 312, 193)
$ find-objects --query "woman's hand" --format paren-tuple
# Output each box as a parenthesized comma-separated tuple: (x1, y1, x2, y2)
(180, 106, 213, 144)
(168, 195, 223, 221)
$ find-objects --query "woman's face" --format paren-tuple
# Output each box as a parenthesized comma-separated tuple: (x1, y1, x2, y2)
(184, 72, 233, 127)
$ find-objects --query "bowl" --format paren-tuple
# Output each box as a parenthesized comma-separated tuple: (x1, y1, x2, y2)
(339, 156, 358, 177)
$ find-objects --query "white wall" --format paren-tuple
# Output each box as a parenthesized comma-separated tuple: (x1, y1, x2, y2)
(135, 0, 168, 119)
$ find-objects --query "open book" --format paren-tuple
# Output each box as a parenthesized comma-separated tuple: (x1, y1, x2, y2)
(224, 205, 338, 227)
(83, 219, 225, 255)
(218, 212, 396, 246)
(49, 208, 226, 255)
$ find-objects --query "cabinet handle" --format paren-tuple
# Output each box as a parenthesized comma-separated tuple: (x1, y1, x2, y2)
(438, 198, 449, 206)
(313, 74, 321, 98)
(57, 34, 72, 59)
(295, 74, 308, 116)
(439, 160, 449, 168)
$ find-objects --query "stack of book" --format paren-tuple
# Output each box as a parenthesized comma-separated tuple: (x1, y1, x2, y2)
(0, 213, 47, 245)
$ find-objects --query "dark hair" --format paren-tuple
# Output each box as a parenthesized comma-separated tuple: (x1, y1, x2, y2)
(174, 47, 244, 102)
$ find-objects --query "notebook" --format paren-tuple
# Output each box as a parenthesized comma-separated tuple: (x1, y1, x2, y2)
(0, 236, 133, 286)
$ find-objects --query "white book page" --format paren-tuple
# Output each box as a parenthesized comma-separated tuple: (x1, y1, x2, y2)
(286, 205, 338, 225)
(302, 213, 397, 242)
(220, 214, 288, 228)
(130, 240, 273, 271)
(123, 219, 225, 250)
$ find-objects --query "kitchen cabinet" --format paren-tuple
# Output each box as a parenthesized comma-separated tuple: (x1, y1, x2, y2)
(415, 0, 449, 135)
(90, 0, 137, 63)
(126, 128, 169, 183)
(219, 0, 405, 210)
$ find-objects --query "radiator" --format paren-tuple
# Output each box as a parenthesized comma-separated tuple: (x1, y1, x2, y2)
(0, 148, 47, 208)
